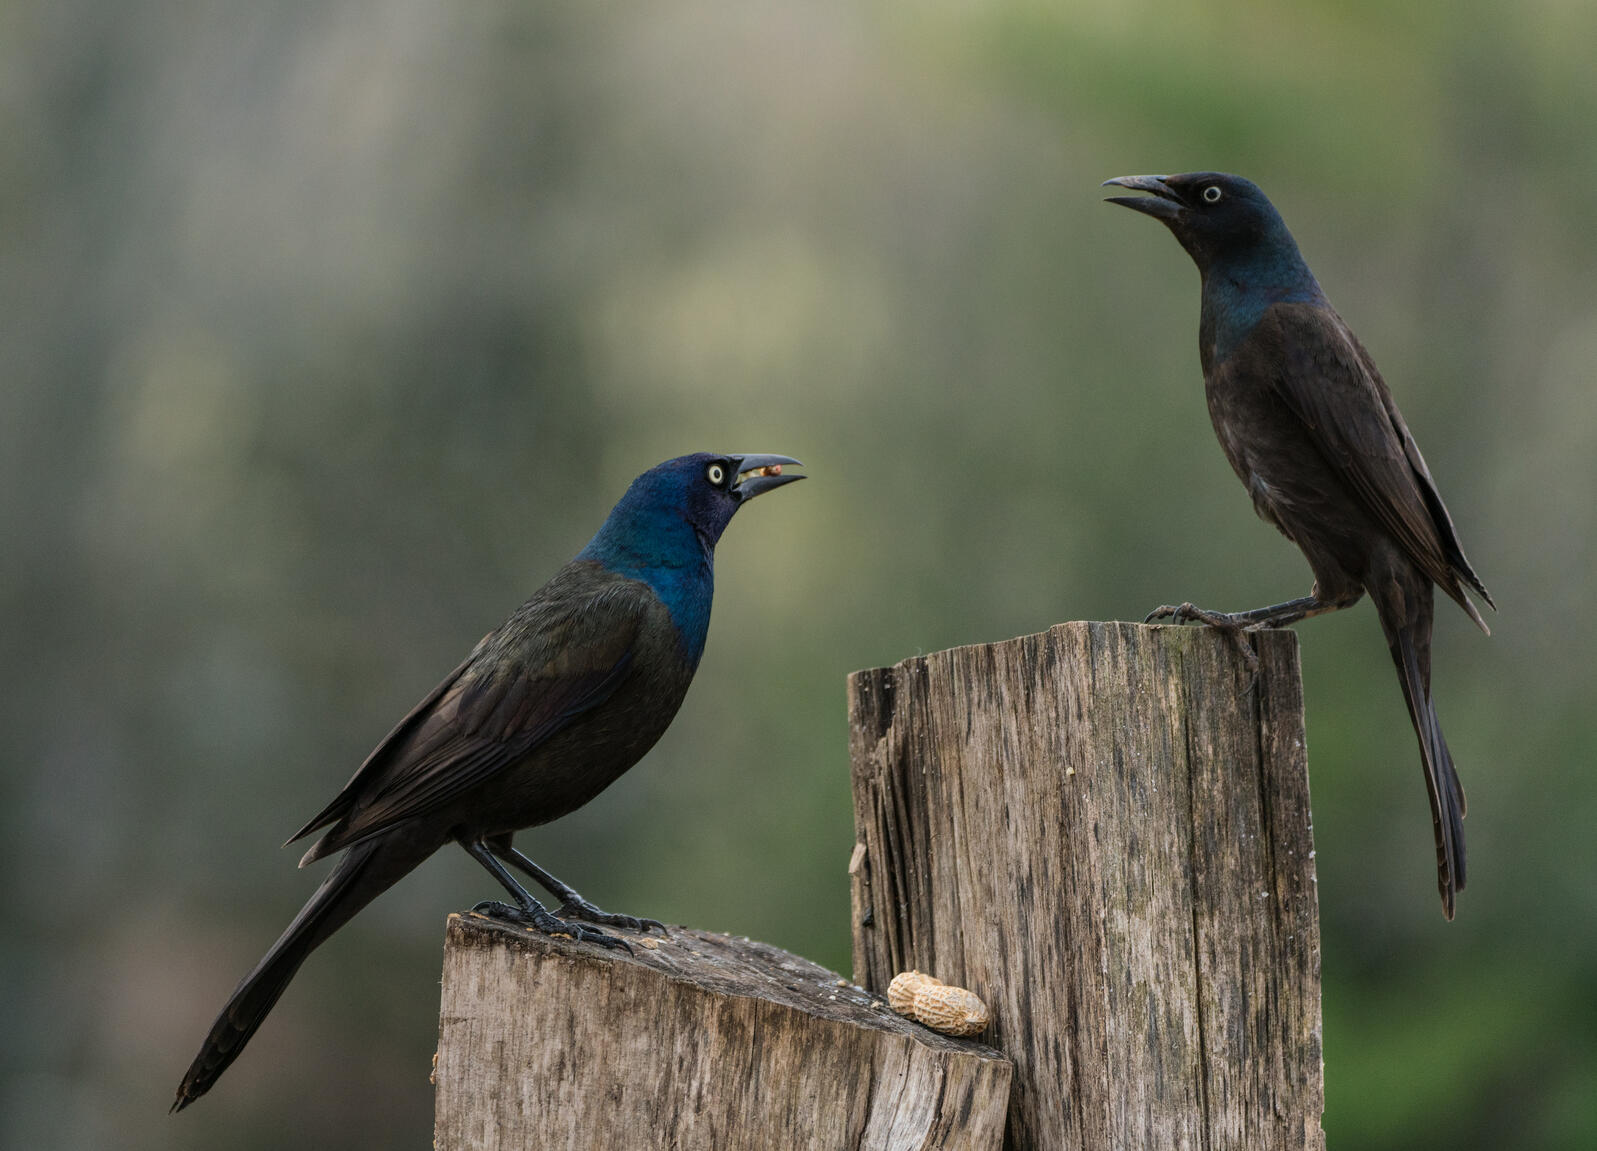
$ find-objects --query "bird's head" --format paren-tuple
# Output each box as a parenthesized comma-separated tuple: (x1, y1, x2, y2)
(583, 452, 806, 569)
(1102, 172, 1304, 279)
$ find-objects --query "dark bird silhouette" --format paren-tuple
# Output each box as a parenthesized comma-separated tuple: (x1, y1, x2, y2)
(172, 452, 805, 1111)
(1103, 172, 1493, 919)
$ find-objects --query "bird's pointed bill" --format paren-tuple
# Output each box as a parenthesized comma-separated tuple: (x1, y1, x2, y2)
(1102, 175, 1184, 219)
(730, 453, 806, 501)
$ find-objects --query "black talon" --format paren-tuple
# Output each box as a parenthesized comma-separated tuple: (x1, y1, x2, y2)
(556, 900, 666, 934)
(487, 838, 666, 934)
(462, 836, 660, 947)
(568, 923, 632, 953)
(471, 896, 630, 952)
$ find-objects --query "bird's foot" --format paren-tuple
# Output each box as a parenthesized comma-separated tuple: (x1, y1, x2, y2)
(555, 896, 666, 935)
(492, 847, 667, 935)
(471, 900, 632, 952)
(1144, 602, 1260, 680)
(1145, 601, 1249, 630)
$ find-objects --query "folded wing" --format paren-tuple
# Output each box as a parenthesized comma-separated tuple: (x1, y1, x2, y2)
(290, 574, 646, 864)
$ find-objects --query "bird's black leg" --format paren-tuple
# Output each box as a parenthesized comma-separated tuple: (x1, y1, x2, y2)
(1144, 600, 1263, 676)
(1146, 593, 1360, 679)
(490, 840, 666, 934)
(1145, 593, 1349, 630)
(460, 838, 630, 952)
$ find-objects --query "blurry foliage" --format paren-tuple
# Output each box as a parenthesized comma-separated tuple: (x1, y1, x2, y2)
(3, 0, 1595, 1147)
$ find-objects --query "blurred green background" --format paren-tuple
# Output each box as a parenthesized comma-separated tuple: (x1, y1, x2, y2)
(4, 0, 1593, 1146)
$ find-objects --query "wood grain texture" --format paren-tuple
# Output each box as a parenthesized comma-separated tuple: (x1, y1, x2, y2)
(434, 915, 1013, 1150)
(847, 621, 1323, 1151)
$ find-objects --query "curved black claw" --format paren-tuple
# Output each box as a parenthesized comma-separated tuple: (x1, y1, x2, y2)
(556, 898, 667, 935)
(471, 900, 633, 953)
(472, 899, 532, 921)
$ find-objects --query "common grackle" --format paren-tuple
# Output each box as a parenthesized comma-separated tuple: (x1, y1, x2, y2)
(1104, 172, 1493, 919)
(172, 452, 805, 1110)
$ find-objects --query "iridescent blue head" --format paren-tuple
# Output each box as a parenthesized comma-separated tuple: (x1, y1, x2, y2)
(578, 452, 805, 663)
(1103, 172, 1326, 363)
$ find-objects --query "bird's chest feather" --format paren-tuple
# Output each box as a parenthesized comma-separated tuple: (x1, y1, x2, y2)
(1200, 260, 1322, 365)
(1201, 274, 1318, 448)
(589, 545, 716, 666)
(1203, 368, 1288, 526)
(1202, 324, 1324, 532)
(477, 617, 700, 831)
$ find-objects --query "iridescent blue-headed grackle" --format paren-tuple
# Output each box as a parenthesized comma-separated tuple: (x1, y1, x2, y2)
(172, 452, 805, 1110)
(1104, 172, 1493, 919)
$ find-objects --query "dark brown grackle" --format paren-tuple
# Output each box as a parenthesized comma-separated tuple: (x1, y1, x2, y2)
(1105, 172, 1493, 919)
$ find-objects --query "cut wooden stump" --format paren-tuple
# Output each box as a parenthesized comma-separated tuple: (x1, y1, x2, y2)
(848, 621, 1324, 1150)
(434, 914, 1013, 1150)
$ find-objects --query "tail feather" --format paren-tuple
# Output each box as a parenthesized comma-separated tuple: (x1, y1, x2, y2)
(1376, 579, 1467, 919)
(1452, 589, 1491, 637)
(1427, 690, 1467, 822)
(172, 839, 398, 1111)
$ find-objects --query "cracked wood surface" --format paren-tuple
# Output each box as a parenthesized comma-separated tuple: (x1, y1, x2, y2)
(847, 621, 1324, 1150)
(434, 914, 1012, 1150)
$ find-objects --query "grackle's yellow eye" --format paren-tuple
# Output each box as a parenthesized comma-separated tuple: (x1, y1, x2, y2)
(1202, 185, 1223, 203)
(706, 463, 726, 486)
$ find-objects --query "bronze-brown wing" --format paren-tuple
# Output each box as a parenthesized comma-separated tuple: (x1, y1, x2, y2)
(294, 580, 646, 863)
(1261, 302, 1491, 626)
(286, 648, 481, 848)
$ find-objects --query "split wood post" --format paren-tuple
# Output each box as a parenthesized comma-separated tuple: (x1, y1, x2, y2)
(434, 914, 1013, 1150)
(847, 621, 1324, 1150)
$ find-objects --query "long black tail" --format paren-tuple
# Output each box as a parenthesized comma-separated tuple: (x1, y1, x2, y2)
(1372, 572, 1467, 919)
(172, 836, 417, 1110)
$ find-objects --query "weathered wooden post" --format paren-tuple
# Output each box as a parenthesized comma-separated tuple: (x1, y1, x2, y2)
(433, 915, 1013, 1149)
(848, 621, 1324, 1150)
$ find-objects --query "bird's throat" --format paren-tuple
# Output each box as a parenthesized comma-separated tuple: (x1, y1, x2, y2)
(1200, 262, 1322, 368)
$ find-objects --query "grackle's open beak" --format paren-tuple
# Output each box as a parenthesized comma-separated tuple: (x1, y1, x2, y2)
(1102, 175, 1185, 220)
(730, 453, 806, 501)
